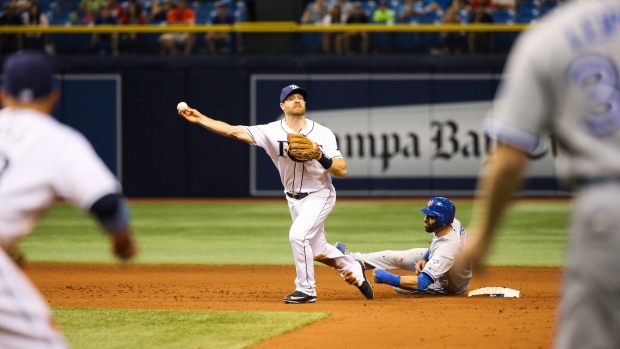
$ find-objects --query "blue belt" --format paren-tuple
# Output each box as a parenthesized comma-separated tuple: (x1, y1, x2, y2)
(286, 192, 309, 200)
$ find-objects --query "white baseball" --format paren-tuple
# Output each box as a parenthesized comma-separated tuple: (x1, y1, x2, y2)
(177, 102, 188, 111)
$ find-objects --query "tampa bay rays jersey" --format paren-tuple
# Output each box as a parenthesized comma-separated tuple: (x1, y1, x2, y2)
(0, 108, 119, 247)
(422, 218, 471, 294)
(245, 119, 343, 194)
(485, 0, 620, 182)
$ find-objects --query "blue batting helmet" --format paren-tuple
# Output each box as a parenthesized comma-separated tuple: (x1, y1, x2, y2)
(420, 197, 455, 229)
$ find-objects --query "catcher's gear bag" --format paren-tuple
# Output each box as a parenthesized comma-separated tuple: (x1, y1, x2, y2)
(420, 197, 455, 229)
(287, 133, 322, 162)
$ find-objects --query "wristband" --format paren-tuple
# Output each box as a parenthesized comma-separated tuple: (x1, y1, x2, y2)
(374, 269, 401, 288)
(317, 153, 333, 169)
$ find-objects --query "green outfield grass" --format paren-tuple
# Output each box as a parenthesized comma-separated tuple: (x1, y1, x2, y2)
(52, 308, 328, 349)
(22, 199, 569, 267)
(24, 199, 569, 349)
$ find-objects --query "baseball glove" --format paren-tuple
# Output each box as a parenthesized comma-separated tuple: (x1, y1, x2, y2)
(287, 133, 322, 162)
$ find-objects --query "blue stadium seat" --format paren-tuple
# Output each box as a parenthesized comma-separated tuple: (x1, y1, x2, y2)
(234, 0, 246, 22)
(457, 9, 473, 24)
(362, 1, 377, 18)
(516, 0, 540, 22)
(196, 4, 216, 24)
(489, 9, 515, 24)
(49, 10, 70, 25)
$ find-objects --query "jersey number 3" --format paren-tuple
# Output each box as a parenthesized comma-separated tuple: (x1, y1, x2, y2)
(568, 55, 620, 136)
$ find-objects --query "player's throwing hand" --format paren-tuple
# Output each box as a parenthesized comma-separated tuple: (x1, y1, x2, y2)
(177, 104, 202, 124)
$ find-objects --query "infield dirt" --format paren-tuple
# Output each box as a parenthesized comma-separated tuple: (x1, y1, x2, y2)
(27, 264, 560, 349)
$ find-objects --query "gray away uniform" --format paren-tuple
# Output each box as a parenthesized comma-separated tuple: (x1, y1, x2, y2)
(485, 0, 620, 347)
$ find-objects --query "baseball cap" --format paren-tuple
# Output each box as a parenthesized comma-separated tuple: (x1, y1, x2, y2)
(2, 51, 56, 102)
(280, 84, 308, 103)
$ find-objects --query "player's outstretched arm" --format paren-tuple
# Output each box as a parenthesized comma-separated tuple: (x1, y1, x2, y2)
(178, 106, 254, 144)
(374, 269, 433, 291)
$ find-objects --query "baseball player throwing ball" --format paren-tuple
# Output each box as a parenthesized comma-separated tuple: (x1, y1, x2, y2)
(336, 197, 472, 295)
(463, 0, 620, 347)
(177, 84, 373, 303)
(0, 51, 138, 348)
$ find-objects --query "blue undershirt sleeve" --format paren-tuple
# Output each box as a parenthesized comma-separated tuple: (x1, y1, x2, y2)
(417, 272, 433, 291)
(422, 249, 430, 261)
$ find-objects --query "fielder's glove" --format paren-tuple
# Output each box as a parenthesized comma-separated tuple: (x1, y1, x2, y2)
(287, 133, 322, 162)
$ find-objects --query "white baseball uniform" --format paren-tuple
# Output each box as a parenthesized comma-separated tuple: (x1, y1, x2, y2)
(0, 107, 120, 349)
(485, 0, 620, 347)
(350, 218, 471, 295)
(245, 118, 366, 297)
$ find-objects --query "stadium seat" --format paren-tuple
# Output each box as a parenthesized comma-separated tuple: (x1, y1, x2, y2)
(234, 0, 246, 22)
(457, 9, 474, 24)
(196, 2, 216, 24)
(362, 1, 377, 18)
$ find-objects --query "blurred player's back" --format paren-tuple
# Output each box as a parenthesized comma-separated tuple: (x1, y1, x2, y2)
(0, 108, 118, 246)
(476, 1, 620, 348)
(489, 0, 620, 182)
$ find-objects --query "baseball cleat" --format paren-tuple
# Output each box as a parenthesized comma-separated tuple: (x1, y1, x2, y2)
(356, 261, 374, 300)
(283, 291, 317, 304)
(334, 242, 350, 255)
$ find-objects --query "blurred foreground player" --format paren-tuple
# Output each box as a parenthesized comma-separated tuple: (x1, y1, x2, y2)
(0, 51, 137, 348)
(463, 0, 620, 348)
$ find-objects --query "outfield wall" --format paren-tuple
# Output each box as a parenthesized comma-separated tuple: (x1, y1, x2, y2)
(3, 55, 567, 197)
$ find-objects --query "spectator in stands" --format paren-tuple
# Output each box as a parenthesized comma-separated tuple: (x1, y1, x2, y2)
(424, 0, 453, 11)
(468, 2, 493, 53)
(372, 0, 394, 24)
(23, 2, 49, 52)
(81, 8, 96, 24)
(205, 2, 237, 55)
(108, 0, 127, 23)
(120, 2, 146, 54)
(149, 0, 170, 23)
(0, 3, 24, 56)
(469, 0, 491, 11)
(13, 0, 33, 12)
(491, 0, 515, 11)
(451, 0, 473, 23)
(343, 2, 368, 54)
(92, 5, 119, 55)
(433, 7, 466, 54)
(330, 0, 353, 21)
(301, 0, 328, 24)
(322, 3, 345, 54)
(80, 0, 107, 16)
(397, 0, 426, 22)
(158, 0, 196, 56)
